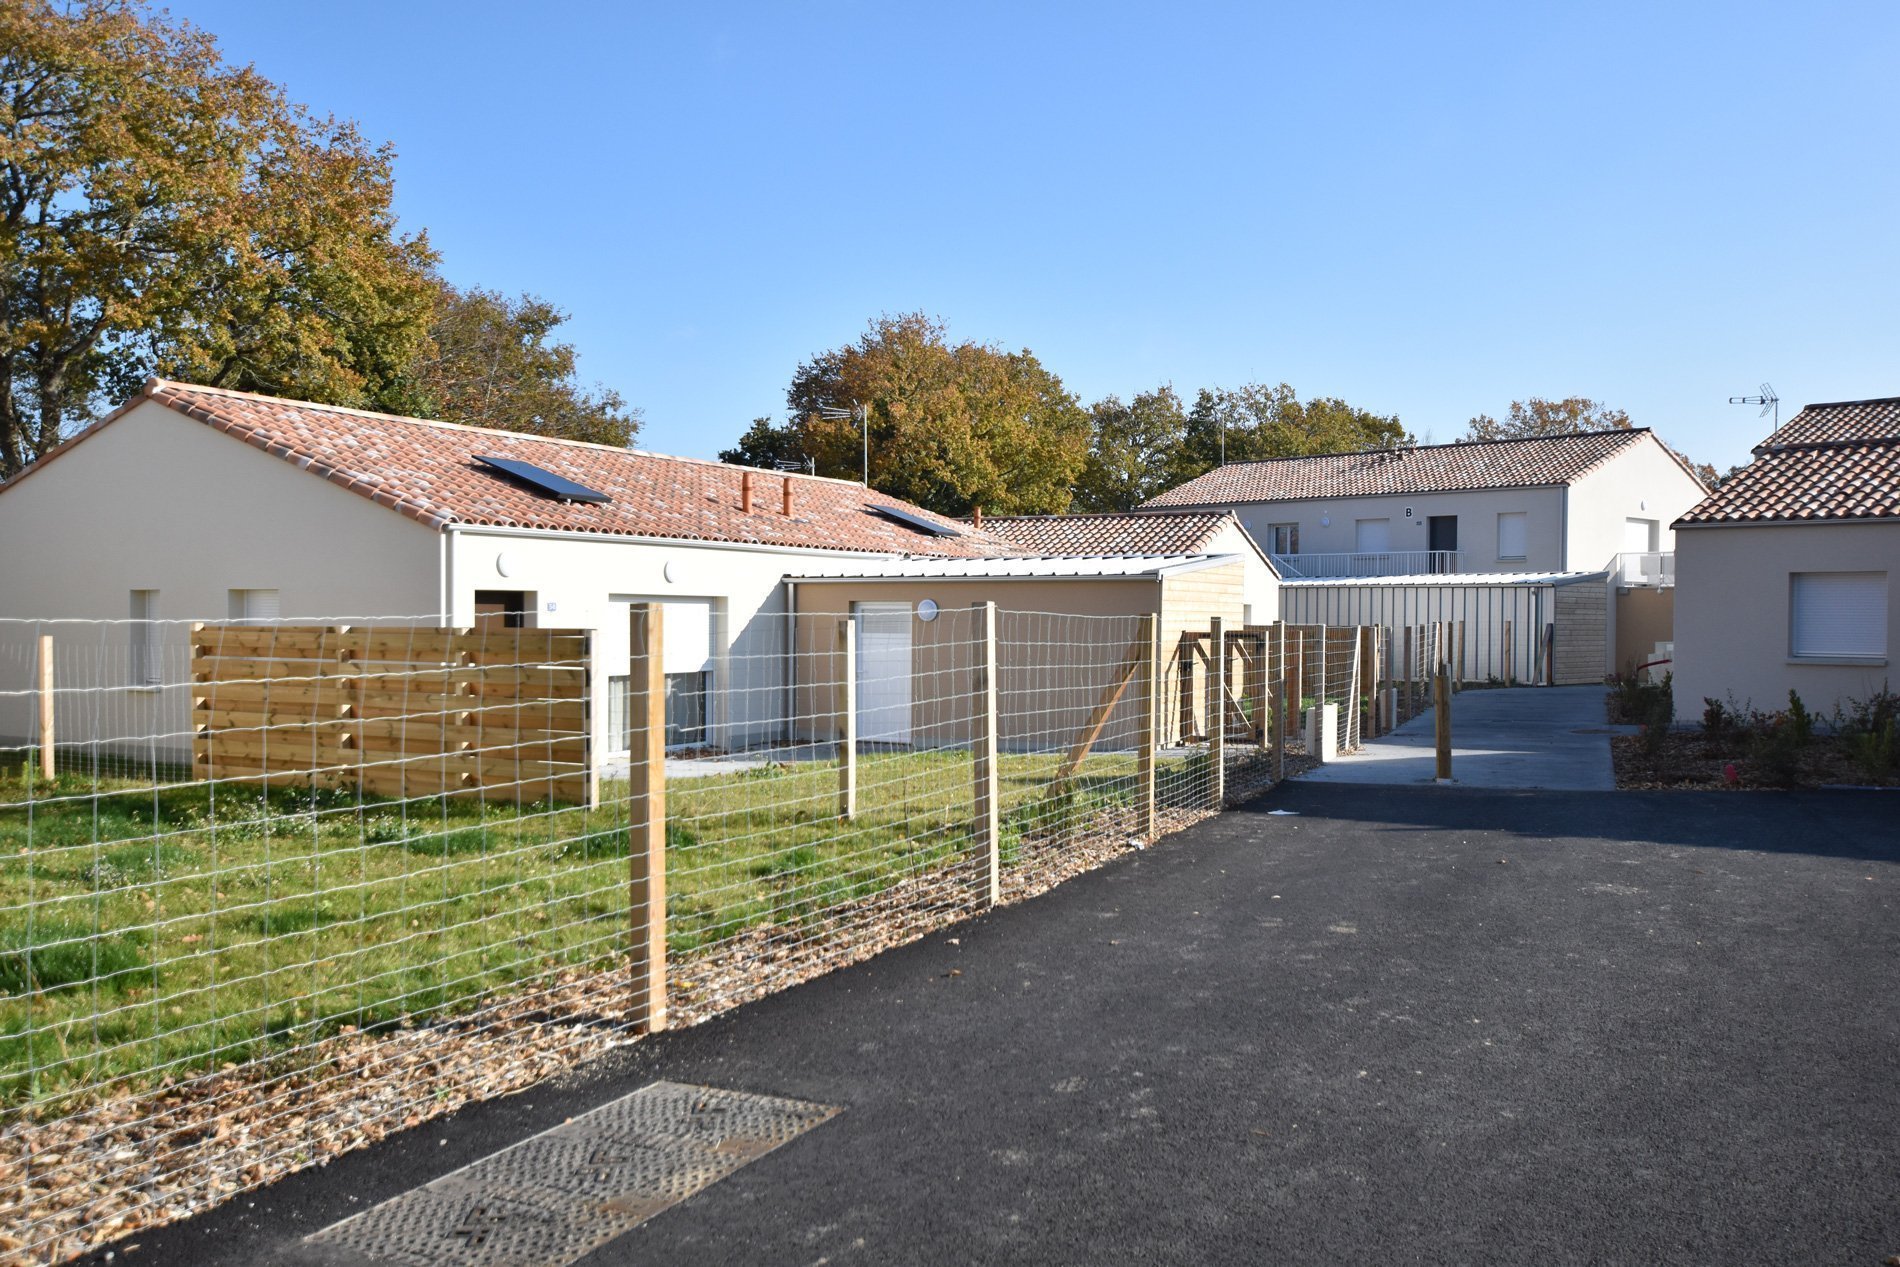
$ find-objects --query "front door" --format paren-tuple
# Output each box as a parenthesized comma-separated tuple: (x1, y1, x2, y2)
(1428, 516, 1458, 571)
(853, 602, 913, 744)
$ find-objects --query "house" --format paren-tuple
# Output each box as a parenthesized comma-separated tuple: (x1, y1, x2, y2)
(1140, 428, 1707, 577)
(0, 380, 1271, 767)
(1141, 428, 1709, 680)
(1672, 396, 1900, 720)
(976, 510, 1281, 622)
(0, 379, 1026, 763)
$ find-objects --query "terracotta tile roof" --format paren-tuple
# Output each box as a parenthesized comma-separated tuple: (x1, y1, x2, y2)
(12, 380, 1027, 557)
(1757, 397, 1900, 449)
(1678, 396, 1900, 525)
(1140, 428, 1652, 507)
(977, 510, 1237, 556)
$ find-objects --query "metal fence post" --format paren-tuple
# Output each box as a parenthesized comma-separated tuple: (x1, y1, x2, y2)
(973, 601, 999, 905)
(1138, 613, 1159, 841)
(837, 617, 857, 820)
(628, 603, 668, 1034)
(37, 633, 54, 781)
(1209, 617, 1226, 808)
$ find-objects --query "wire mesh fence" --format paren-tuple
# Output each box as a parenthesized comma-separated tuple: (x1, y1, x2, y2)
(0, 606, 1329, 1265)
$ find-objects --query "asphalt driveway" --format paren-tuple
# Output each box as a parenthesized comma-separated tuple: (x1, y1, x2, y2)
(94, 783, 1900, 1267)
(1298, 684, 1631, 790)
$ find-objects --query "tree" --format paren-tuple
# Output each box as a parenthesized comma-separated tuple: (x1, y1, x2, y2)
(719, 416, 806, 470)
(1168, 383, 1410, 487)
(782, 313, 1090, 515)
(1072, 386, 1187, 512)
(0, 0, 440, 476)
(1464, 397, 1631, 441)
(407, 284, 639, 446)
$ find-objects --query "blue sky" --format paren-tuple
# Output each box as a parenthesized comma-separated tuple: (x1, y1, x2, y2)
(171, 1, 1897, 473)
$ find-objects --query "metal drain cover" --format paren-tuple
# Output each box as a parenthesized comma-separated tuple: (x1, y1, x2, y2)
(295, 1082, 840, 1266)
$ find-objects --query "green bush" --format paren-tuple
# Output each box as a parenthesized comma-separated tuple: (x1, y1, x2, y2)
(1701, 697, 1733, 742)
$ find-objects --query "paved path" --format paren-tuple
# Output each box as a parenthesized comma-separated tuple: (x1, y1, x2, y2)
(100, 783, 1900, 1267)
(1299, 684, 1631, 790)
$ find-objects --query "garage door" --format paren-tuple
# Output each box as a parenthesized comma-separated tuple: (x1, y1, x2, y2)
(854, 602, 912, 745)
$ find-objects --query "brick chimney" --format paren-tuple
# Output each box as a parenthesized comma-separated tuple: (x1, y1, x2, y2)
(782, 476, 795, 517)
(972, 506, 983, 529)
(741, 470, 754, 513)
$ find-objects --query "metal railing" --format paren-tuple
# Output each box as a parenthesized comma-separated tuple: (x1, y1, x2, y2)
(1614, 552, 1675, 588)
(1271, 550, 1465, 578)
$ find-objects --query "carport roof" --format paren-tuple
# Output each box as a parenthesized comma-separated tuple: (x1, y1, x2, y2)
(786, 553, 1242, 581)
(1282, 570, 1606, 587)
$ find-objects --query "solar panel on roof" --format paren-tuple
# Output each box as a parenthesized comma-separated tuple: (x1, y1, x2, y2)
(474, 454, 612, 504)
(869, 504, 962, 537)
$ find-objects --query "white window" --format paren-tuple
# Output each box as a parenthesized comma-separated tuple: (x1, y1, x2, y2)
(1497, 512, 1528, 560)
(129, 590, 160, 686)
(1267, 522, 1299, 554)
(1790, 572, 1887, 660)
(1354, 518, 1391, 553)
(228, 589, 280, 624)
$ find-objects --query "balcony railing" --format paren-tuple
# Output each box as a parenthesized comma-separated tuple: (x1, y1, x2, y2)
(1271, 550, 1466, 578)
(1615, 551, 1675, 588)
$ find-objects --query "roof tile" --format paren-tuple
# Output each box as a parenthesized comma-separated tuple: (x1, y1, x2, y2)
(1679, 397, 1900, 525)
(17, 381, 1028, 558)
(1141, 429, 1652, 507)
(978, 511, 1236, 556)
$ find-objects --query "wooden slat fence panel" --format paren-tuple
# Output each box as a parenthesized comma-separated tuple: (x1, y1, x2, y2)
(190, 624, 594, 805)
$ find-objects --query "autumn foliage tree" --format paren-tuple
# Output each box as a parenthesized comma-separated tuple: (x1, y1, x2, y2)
(754, 313, 1090, 515)
(1165, 384, 1411, 487)
(0, 0, 636, 477)
(408, 284, 639, 445)
(1464, 397, 1632, 440)
(1070, 386, 1188, 512)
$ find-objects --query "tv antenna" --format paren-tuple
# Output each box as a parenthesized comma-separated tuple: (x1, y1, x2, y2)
(1728, 383, 1779, 429)
(817, 400, 870, 486)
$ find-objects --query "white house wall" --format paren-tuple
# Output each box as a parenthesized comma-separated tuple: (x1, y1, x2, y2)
(1563, 435, 1708, 573)
(1204, 519, 1282, 621)
(1225, 486, 1567, 573)
(447, 528, 912, 757)
(0, 400, 440, 762)
(1672, 520, 1900, 721)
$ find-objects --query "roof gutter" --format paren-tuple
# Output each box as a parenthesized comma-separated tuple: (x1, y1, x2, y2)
(440, 521, 971, 562)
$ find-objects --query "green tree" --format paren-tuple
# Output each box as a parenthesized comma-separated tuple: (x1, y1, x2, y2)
(0, 0, 440, 476)
(1463, 397, 1631, 440)
(407, 284, 639, 446)
(1168, 383, 1410, 486)
(784, 313, 1090, 515)
(719, 416, 806, 469)
(1072, 386, 1187, 512)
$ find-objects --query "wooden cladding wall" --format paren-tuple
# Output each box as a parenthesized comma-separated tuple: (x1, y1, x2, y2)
(190, 625, 594, 805)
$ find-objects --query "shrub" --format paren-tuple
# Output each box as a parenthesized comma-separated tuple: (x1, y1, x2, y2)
(1785, 690, 1814, 747)
(1701, 697, 1733, 742)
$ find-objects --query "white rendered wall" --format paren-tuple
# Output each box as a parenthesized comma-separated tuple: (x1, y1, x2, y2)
(0, 400, 441, 761)
(1563, 435, 1709, 573)
(1223, 486, 1567, 573)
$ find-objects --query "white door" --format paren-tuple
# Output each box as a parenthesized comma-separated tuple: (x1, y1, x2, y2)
(1624, 518, 1658, 553)
(1355, 518, 1391, 552)
(853, 602, 912, 744)
(609, 596, 716, 748)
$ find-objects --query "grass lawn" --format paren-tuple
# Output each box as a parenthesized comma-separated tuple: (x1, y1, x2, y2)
(0, 747, 1201, 1105)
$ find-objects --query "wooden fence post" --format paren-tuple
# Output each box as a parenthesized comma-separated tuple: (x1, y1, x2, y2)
(973, 601, 999, 905)
(1402, 625, 1414, 721)
(837, 617, 857, 820)
(1138, 613, 1159, 841)
(36, 634, 54, 781)
(1504, 618, 1515, 685)
(1358, 626, 1376, 739)
(1434, 668, 1452, 781)
(1209, 616, 1226, 808)
(1456, 620, 1466, 693)
(1271, 622, 1287, 783)
(1315, 623, 1328, 730)
(628, 603, 667, 1034)
(1545, 622, 1556, 686)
